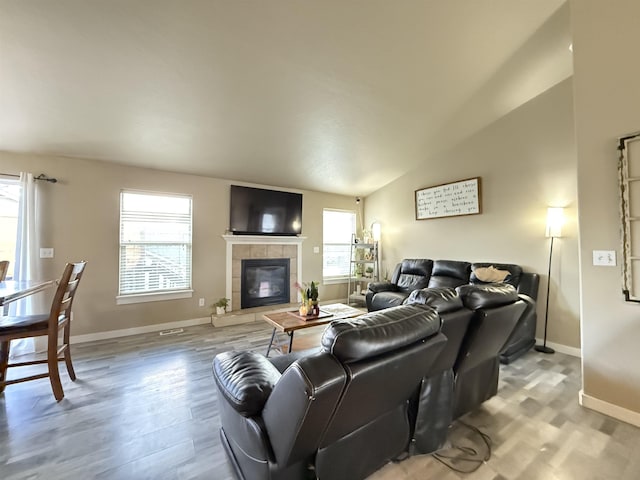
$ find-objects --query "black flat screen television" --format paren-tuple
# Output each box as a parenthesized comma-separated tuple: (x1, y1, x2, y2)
(230, 185, 303, 236)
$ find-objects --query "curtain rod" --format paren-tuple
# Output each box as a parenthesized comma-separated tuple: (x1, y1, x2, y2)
(0, 173, 58, 183)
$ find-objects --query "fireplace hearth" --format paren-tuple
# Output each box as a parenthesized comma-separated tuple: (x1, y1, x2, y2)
(241, 258, 290, 309)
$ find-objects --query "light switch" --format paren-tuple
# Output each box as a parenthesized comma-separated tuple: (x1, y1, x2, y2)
(593, 250, 616, 266)
(313, 246, 320, 254)
(40, 247, 54, 258)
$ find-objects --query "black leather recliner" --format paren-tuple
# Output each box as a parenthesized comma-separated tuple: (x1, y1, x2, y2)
(470, 262, 540, 364)
(366, 259, 539, 363)
(213, 286, 530, 478)
(213, 304, 446, 480)
(451, 284, 527, 418)
(366, 259, 433, 310)
(404, 287, 474, 454)
(408, 283, 527, 454)
(366, 259, 470, 311)
(214, 350, 345, 480)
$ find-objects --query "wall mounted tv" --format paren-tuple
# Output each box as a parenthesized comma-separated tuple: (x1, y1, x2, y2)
(230, 185, 303, 236)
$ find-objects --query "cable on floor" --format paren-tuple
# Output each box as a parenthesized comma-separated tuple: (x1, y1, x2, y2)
(431, 420, 492, 473)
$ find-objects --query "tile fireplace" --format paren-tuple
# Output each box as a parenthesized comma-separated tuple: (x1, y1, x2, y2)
(223, 235, 306, 311)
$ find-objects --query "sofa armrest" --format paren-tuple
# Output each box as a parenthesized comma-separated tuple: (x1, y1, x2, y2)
(456, 284, 519, 310)
(517, 272, 540, 301)
(367, 281, 398, 294)
(406, 287, 463, 313)
(213, 350, 281, 417)
(268, 347, 321, 373)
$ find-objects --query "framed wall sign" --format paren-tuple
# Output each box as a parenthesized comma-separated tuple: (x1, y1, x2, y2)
(415, 177, 482, 220)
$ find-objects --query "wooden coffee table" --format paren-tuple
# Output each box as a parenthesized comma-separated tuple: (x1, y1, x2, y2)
(262, 303, 363, 356)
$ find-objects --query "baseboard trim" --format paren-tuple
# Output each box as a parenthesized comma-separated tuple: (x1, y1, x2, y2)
(534, 338, 581, 358)
(71, 298, 352, 344)
(211, 297, 349, 327)
(579, 390, 640, 428)
(71, 317, 213, 344)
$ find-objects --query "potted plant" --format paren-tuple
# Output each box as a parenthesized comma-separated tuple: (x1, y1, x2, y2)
(294, 281, 319, 316)
(308, 281, 319, 307)
(212, 298, 230, 316)
(365, 266, 374, 278)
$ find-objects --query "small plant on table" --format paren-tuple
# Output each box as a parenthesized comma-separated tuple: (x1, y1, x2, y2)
(295, 281, 319, 316)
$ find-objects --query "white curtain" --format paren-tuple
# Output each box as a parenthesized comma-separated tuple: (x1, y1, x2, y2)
(9, 172, 43, 357)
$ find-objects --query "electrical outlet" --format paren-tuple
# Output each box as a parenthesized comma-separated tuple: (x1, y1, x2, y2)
(198, 298, 205, 307)
(593, 250, 616, 266)
(39, 247, 54, 258)
(313, 246, 320, 254)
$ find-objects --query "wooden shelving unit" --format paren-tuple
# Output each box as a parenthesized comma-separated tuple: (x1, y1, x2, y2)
(347, 234, 378, 306)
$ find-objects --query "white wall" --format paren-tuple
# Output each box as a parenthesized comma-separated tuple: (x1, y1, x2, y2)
(365, 78, 580, 349)
(571, 0, 640, 421)
(0, 152, 356, 336)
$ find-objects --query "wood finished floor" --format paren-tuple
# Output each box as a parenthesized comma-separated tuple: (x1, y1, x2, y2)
(1, 321, 639, 480)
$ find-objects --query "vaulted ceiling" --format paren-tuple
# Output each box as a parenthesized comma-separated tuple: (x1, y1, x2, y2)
(0, 0, 572, 196)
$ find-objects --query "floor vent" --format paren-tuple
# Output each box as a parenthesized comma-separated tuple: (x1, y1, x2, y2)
(159, 328, 184, 336)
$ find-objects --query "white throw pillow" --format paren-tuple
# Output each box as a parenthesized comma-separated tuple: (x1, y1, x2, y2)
(474, 266, 510, 283)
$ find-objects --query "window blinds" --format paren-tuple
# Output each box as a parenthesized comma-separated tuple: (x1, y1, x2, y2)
(119, 191, 192, 296)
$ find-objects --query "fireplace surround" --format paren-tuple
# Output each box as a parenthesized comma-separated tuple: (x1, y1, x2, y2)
(223, 235, 306, 312)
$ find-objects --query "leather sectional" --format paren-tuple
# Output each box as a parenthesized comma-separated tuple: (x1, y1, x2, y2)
(212, 283, 529, 480)
(366, 259, 539, 363)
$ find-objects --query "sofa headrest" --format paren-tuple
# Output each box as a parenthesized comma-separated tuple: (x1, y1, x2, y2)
(321, 304, 441, 364)
(456, 284, 519, 310)
(399, 259, 433, 277)
(427, 260, 471, 288)
(213, 350, 281, 417)
(397, 274, 431, 292)
(470, 263, 523, 287)
(406, 287, 464, 313)
(396, 259, 433, 291)
(431, 260, 471, 280)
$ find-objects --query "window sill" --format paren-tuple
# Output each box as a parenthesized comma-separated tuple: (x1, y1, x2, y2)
(323, 277, 349, 285)
(116, 289, 193, 305)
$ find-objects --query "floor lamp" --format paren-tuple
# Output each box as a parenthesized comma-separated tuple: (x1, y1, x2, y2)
(535, 207, 564, 354)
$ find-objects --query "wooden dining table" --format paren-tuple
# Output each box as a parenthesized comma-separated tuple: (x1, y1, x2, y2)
(0, 280, 55, 309)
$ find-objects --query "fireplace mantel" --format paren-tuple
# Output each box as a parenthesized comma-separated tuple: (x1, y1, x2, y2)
(223, 235, 306, 311)
(222, 234, 306, 245)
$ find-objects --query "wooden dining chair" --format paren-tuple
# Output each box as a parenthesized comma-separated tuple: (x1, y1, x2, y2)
(0, 261, 87, 401)
(0, 260, 9, 281)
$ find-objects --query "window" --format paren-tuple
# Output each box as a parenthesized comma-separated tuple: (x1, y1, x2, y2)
(323, 209, 356, 283)
(619, 132, 640, 302)
(0, 179, 20, 279)
(117, 191, 193, 304)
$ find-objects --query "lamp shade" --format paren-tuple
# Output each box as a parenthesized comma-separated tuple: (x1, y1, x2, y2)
(546, 207, 565, 238)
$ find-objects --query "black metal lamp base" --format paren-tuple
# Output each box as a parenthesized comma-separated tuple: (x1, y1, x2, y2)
(534, 344, 555, 354)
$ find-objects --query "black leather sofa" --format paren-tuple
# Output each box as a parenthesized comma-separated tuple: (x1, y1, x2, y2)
(366, 259, 539, 363)
(212, 283, 527, 479)
(213, 304, 446, 480)
(407, 284, 527, 454)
